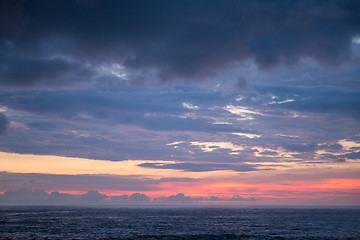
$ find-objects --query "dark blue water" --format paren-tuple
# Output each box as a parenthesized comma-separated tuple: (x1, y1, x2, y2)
(0, 206, 359, 239)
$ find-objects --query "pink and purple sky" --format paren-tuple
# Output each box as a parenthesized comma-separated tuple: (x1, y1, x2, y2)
(0, 0, 360, 205)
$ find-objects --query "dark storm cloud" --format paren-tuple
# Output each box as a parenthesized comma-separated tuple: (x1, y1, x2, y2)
(1, 0, 359, 85)
(0, 56, 94, 87)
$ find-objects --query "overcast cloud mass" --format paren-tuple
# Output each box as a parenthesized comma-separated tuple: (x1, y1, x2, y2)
(0, 0, 359, 205)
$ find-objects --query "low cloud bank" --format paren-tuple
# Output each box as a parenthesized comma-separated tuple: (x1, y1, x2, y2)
(0, 189, 255, 205)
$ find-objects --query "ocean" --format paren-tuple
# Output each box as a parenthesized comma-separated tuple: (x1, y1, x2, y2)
(0, 206, 359, 239)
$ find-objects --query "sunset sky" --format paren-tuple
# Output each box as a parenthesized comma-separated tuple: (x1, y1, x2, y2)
(0, 0, 360, 205)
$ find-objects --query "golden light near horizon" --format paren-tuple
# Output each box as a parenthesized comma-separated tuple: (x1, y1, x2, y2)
(1, 151, 359, 203)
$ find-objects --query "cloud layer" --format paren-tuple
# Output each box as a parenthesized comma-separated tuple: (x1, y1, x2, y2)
(1, 0, 359, 86)
(0, 0, 359, 205)
(0, 189, 255, 205)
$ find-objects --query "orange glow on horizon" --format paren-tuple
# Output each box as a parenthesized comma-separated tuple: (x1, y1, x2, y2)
(1, 151, 360, 204)
(85, 178, 360, 200)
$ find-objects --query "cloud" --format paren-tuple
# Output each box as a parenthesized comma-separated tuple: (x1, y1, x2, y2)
(1, 188, 49, 204)
(282, 143, 317, 153)
(139, 162, 256, 172)
(205, 196, 256, 202)
(0, 188, 153, 205)
(130, 193, 150, 202)
(165, 193, 194, 202)
(0, 189, 149, 205)
(49, 191, 78, 203)
(155, 193, 196, 204)
(0, 89, 200, 119)
(343, 151, 360, 160)
(0, 57, 94, 87)
(256, 85, 360, 120)
(159, 177, 200, 182)
(0, 0, 359, 198)
(1, 0, 359, 86)
(0, 172, 201, 193)
(182, 102, 199, 110)
(226, 196, 256, 202)
(154, 193, 256, 204)
(108, 193, 151, 204)
(0, 83, 357, 163)
(0, 188, 78, 205)
(0, 113, 8, 134)
(109, 193, 151, 204)
(110, 195, 131, 203)
(81, 190, 108, 201)
(235, 78, 248, 91)
(319, 143, 343, 151)
(0, 189, 257, 205)
(0, 89, 242, 134)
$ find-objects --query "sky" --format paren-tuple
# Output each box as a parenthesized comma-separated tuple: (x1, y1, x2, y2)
(0, 0, 360, 206)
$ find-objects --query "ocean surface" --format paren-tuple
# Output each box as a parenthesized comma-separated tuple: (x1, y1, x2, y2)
(0, 206, 359, 239)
